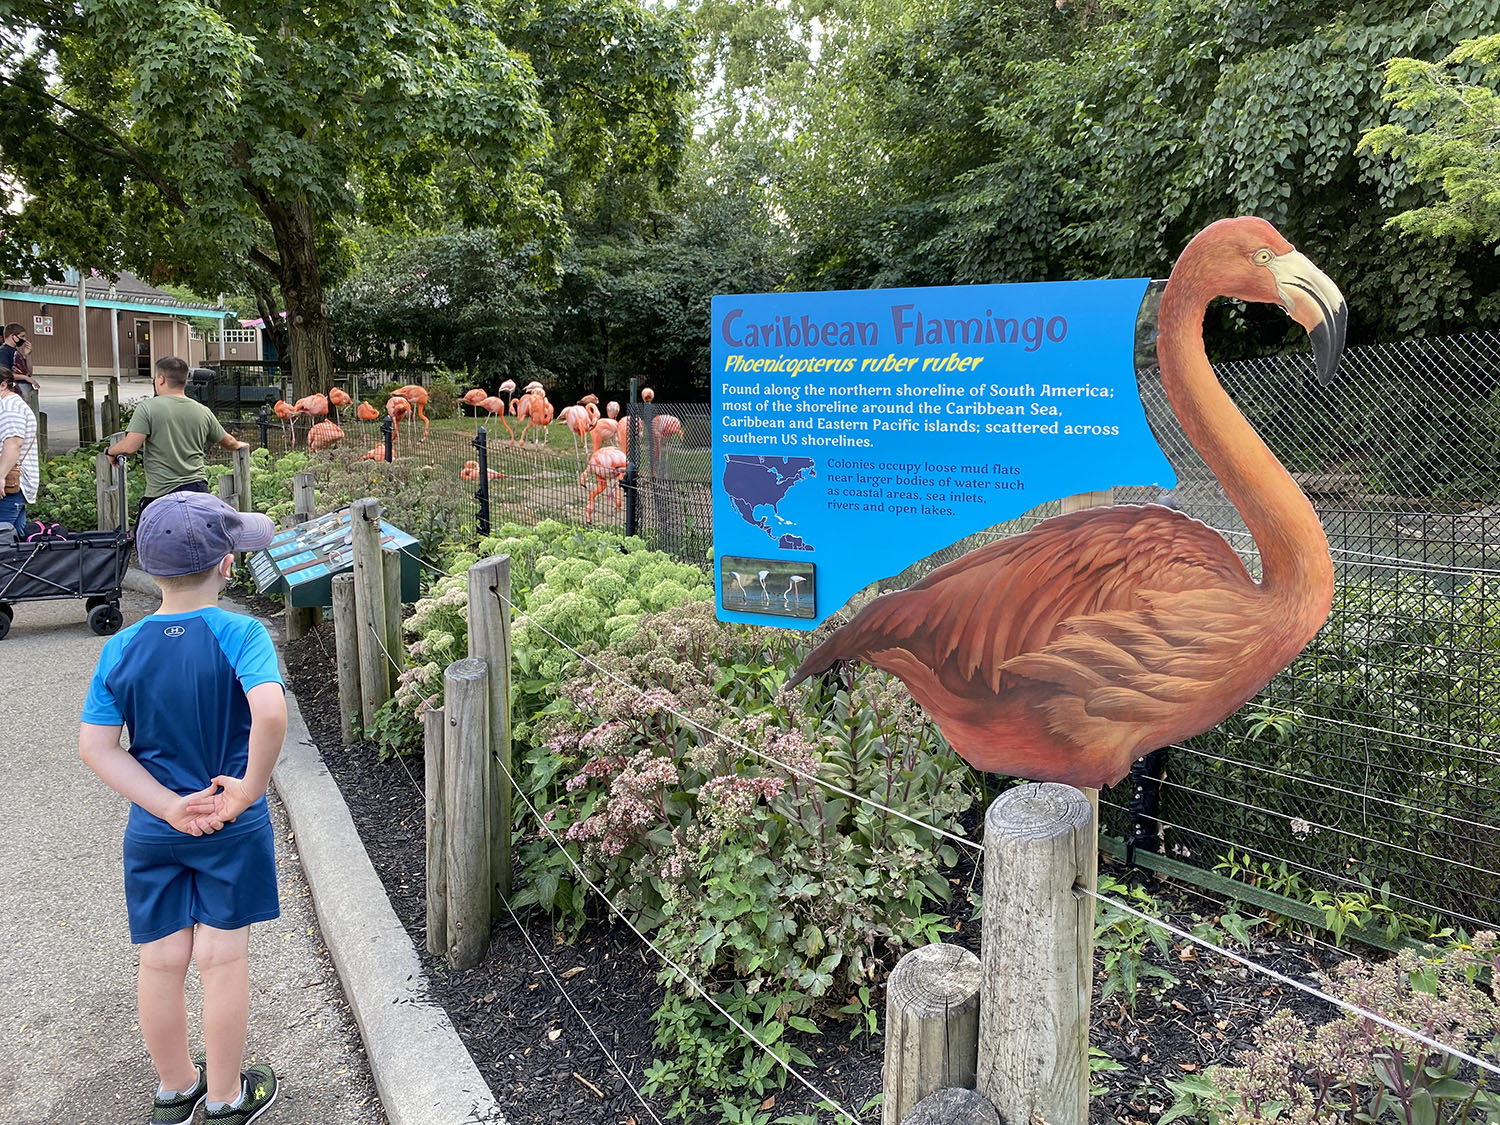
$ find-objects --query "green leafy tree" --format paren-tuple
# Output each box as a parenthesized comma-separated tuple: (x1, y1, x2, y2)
(0, 0, 688, 397)
(1361, 34, 1500, 247)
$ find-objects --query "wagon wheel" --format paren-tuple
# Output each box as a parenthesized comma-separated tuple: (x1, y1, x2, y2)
(88, 603, 123, 636)
(86, 596, 110, 612)
(0, 604, 10, 641)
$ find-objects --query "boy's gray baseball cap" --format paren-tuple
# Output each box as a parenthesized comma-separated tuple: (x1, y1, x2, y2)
(137, 492, 275, 576)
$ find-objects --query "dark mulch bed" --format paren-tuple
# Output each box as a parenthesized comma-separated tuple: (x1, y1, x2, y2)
(279, 614, 1353, 1125)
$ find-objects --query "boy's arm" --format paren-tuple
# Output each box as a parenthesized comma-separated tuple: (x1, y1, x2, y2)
(79, 722, 220, 834)
(208, 682, 287, 821)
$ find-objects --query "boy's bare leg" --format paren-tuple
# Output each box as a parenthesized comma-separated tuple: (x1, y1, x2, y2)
(138, 927, 198, 1092)
(195, 923, 251, 1103)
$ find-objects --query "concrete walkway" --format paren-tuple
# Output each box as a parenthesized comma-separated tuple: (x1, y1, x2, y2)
(0, 590, 387, 1123)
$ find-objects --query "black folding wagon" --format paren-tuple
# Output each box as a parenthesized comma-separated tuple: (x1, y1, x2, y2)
(0, 460, 132, 640)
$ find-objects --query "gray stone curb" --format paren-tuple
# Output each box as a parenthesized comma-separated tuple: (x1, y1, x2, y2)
(123, 566, 506, 1125)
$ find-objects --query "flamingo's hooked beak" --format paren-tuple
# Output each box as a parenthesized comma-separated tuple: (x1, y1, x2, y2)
(1268, 250, 1347, 385)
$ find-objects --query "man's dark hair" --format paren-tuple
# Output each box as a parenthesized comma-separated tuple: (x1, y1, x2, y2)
(2, 323, 21, 339)
(155, 355, 190, 388)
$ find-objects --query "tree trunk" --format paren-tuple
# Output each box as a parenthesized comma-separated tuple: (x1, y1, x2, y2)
(258, 195, 334, 402)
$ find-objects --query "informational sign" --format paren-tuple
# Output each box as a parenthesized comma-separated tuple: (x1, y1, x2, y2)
(32, 315, 52, 336)
(249, 506, 420, 607)
(711, 280, 1177, 629)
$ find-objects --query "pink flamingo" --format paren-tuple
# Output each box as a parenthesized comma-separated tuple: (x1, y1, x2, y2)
(386, 394, 411, 444)
(606, 400, 620, 419)
(307, 420, 345, 453)
(583, 446, 629, 523)
(591, 417, 619, 453)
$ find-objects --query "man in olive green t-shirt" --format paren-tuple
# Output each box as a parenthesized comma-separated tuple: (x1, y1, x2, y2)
(107, 356, 248, 511)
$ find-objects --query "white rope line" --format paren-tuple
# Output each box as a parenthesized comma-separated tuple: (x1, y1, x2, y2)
(498, 754, 867, 1125)
(499, 897, 667, 1125)
(1099, 798, 1500, 929)
(1084, 887, 1500, 1079)
(1151, 776, 1500, 881)
(483, 584, 982, 855)
(1165, 743, 1500, 837)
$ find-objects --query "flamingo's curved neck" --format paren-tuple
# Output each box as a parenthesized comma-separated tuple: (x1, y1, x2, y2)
(1157, 274, 1331, 603)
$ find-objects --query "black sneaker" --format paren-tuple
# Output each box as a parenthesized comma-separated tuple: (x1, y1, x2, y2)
(203, 1064, 279, 1124)
(150, 1063, 206, 1124)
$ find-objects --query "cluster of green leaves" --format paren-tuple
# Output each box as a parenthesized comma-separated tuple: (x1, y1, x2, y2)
(205, 448, 313, 525)
(522, 600, 973, 1118)
(1095, 874, 1180, 1012)
(1162, 935, 1500, 1125)
(30, 444, 145, 530)
(377, 518, 713, 758)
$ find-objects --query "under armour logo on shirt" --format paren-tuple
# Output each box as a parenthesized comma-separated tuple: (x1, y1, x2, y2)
(163, 626, 186, 637)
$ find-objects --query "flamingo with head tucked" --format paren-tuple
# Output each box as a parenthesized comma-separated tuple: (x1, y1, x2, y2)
(463, 388, 489, 424)
(789, 217, 1349, 790)
(359, 444, 396, 462)
(356, 400, 379, 422)
(307, 419, 345, 453)
(327, 387, 352, 423)
(272, 399, 295, 446)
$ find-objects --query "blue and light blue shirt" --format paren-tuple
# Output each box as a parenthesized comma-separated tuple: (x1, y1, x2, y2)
(82, 607, 283, 841)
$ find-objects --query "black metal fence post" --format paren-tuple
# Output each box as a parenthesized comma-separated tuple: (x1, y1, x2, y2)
(474, 425, 492, 536)
(623, 378, 639, 536)
(258, 403, 269, 449)
(1126, 747, 1168, 866)
(381, 413, 394, 462)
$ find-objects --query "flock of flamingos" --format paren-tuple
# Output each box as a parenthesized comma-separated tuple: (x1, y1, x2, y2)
(270, 380, 683, 521)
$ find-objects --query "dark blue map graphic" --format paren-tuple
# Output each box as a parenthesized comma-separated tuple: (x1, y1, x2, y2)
(723, 455, 817, 549)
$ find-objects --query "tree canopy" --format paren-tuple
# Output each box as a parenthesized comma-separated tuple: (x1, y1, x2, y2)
(0, 0, 688, 395)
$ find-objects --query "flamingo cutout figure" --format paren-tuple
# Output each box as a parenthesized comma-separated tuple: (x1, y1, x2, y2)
(790, 217, 1348, 789)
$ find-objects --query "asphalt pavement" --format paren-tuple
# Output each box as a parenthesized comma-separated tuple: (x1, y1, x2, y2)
(25, 373, 155, 454)
(0, 589, 388, 1123)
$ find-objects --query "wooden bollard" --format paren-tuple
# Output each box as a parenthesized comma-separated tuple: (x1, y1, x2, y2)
(285, 472, 320, 641)
(350, 497, 390, 726)
(977, 784, 1095, 1125)
(232, 443, 252, 513)
(883, 943, 982, 1125)
(330, 573, 362, 744)
(423, 705, 448, 956)
(466, 555, 513, 906)
(901, 1089, 1001, 1125)
(36, 411, 47, 463)
(443, 657, 491, 969)
(381, 546, 405, 695)
(94, 450, 118, 531)
(215, 473, 236, 503)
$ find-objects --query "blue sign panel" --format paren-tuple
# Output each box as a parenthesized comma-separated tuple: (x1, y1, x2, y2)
(711, 280, 1177, 629)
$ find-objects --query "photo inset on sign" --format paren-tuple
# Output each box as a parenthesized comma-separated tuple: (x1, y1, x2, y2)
(720, 556, 816, 620)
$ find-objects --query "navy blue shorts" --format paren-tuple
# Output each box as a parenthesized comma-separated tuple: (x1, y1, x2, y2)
(123, 816, 280, 944)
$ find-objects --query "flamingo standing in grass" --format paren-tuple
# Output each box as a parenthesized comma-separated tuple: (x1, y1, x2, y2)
(292, 394, 328, 448)
(386, 394, 411, 444)
(480, 395, 512, 442)
(394, 384, 431, 441)
(583, 446, 629, 523)
(462, 388, 489, 424)
(521, 392, 551, 447)
(561, 404, 591, 468)
(510, 393, 532, 446)
(356, 400, 380, 423)
(607, 401, 620, 420)
(327, 387, 352, 423)
(788, 217, 1348, 789)
(591, 417, 619, 453)
(272, 399, 295, 446)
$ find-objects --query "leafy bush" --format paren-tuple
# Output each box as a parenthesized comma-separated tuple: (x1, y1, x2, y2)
(32, 444, 145, 529)
(206, 447, 312, 524)
(1163, 935, 1500, 1125)
(522, 600, 973, 1117)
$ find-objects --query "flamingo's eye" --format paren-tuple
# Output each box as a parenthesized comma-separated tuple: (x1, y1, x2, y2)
(1253, 248, 1273, 265)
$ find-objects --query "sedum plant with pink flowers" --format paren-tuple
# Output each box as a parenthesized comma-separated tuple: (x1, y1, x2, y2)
(518, 599, 975, 1118)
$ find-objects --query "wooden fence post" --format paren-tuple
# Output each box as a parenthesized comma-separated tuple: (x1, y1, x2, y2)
(381, 546, 405, 695)
(285, 471, 321, 641)
(232, 443, 252, 513)
(443, 656, 491, 970)
(466, 555, 513, 907)
(900, 1089, 1001, 1125)
(883, 942, 983, 1125)
(35, 411, 47, 464)
(216, 473, 236, 503)
(424, 705, 448, 956)
(94, 448, 119, 532)
(977, 784, 1095, 1125)
(330, 572, 362, 744)
(350, 497, 390, 726)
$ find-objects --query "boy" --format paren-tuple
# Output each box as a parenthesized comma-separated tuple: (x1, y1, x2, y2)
(79, 492, 285, 1123)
